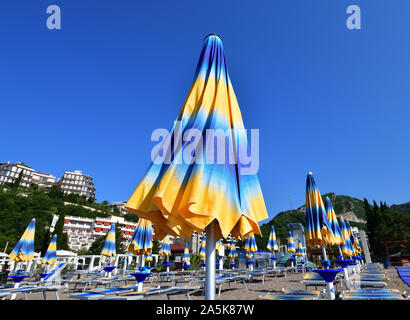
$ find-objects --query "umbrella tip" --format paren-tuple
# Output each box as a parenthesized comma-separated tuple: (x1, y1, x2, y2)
(204, 33, 222, 41)
(308, 171, 313, 175)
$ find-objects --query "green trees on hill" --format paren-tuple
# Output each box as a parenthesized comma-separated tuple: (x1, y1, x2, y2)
(364, 199, 410, 262)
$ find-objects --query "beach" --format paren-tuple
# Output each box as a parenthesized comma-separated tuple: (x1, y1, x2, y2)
(10, 267, 408, 300)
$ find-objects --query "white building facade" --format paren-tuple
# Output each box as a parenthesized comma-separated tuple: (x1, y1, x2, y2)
(57, 170, 96, 199)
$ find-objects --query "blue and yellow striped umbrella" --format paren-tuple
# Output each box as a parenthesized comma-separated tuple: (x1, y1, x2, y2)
(339, 217, 354, 257)
(345, 220, 360, 255)
(182, 242, 190, 262)
(228, 240, 237, 259)
(145, 251, 153, 262)
(101, 224, 116, 262)
(125, 34, 268, 242)
(42, 234, 57, 265)
(8, 218, 36, 262)
(296, 240, 304, 257)
(267, 225, 278, 252)
(324, 197, 345, 245)
(199, 236, 206, 261)
(305, 172, 338, 246)
(244, 233, 257, 258)
(159, 236, 171, 256)
(127, 218, 153, 255)
(287, 231, 296, 253)
(216, 239, 224, 257)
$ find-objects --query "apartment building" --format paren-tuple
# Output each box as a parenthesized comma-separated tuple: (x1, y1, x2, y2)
(57, 170, 96, 199)
(63, 215, 139, 252)
(0, 162, 36, 188)
(0, 162, 56, 189)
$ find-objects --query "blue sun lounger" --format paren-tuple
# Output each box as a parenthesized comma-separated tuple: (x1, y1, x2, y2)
(257, 290, 322, 300)
(340, 288, 408, 300)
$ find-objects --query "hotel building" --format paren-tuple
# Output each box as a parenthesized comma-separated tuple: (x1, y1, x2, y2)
(57, 170, 96, 199)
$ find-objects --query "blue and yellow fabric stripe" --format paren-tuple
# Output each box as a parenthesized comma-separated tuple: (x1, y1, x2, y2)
(127, 218, 153, 255)
(287, 231, 296, 253)
(159, 236, 171, 256)
(8, 218, 36, 262)
(324, 197, 345, 245)
(42, 234, 57, 265)
(267, 225, 278, 251)
(101, 224, 116, 260)
(305, 172, 338, 246)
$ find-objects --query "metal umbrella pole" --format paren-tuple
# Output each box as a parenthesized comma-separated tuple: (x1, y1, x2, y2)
(205, 221, 216, 300)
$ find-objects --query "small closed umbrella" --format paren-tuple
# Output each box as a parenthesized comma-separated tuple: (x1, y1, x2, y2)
(199, 236, 206, 270)
(42, 234, 58, 269)
(296, 240, 304, 257)
(182, 242, 190, 270)
(100, 224, 117, 276)
(244, 233, 257, 271)
(267, 225, 278, 268)
(127, 218, 153, 270)
(159, 235, 171, 272)
(9, 218, 36, 266)
(8, 218, 36, 299)
(228, 239, 237, 269)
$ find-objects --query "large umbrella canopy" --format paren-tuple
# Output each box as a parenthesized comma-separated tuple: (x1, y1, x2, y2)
(42, 234, 57, 265)
(267, 225, 278, 252)
(159, 236, 171, 256)
(228, 240, 237, 259)
(182, 242, 190, 262)
(101, 224, 116, 261)
(324, 197, 345, 245)
(287, 231, 296, 253)
(127, 218, 153, 255)
(296, 240, 304, 257)
(124, 34, 268, 242)
(339, 217, 354, 256)
(305, 172, 338, 246)
(244, 233, 257, 258)
(8, 218, 36, 262)
(199, 236, 206, 261)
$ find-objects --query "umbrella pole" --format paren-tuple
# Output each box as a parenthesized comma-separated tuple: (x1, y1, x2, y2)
(205, 221, 216, 300)
(321, 246, 329, 269)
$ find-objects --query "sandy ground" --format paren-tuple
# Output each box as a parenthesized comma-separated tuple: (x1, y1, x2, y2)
(7, 267, 409, 300)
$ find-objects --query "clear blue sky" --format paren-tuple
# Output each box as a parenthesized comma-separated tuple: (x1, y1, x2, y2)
(1, 1, 409, 224)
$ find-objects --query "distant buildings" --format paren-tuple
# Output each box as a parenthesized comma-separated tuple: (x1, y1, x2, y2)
(0, 162, 95, 199)
(56, 170, 96, 199)
(63, 215, 139, 251)
(0, 162, 56, 188)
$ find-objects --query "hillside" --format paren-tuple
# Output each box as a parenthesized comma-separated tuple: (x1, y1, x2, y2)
(255, 193, 368, 249)
(390, 202, 410, 215)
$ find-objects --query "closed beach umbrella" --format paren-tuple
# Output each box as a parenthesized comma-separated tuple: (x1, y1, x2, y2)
(339, 217, 354, 257)
(145, 252, 153, 268)
(228, 240, 237, 259)
(42, 234, 57, 265)
(305, 173, 338, 247)
(9, 218, 36, 263)
(267, 225, 278, 252)
(296, 240, 304, 257)
(159, 235, 171, 272)
(182, 242, 190, 269)
(199, 236, 206, 261)
(159, 236, 171, 257)
(324, 197, 345, 246)
(287, 231, 296, 253)
(101, 224, 116, 263)
(127, 218, 153, 255)
(124, 34, 268, 299)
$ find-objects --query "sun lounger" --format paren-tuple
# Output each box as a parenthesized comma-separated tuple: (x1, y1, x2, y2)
(0, 284, 63, 300)
(109, 285, 201, 300)
(198, 275, 247, 296)
(69, 285, 162, 300)
(301, 272, 341, 291)
(340, 288, 407, 300)
(257, 290, 322, 300)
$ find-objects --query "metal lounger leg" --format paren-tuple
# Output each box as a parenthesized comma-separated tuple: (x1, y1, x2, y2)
(55, 291, 60, 300)
(43, 291, 47, 300)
